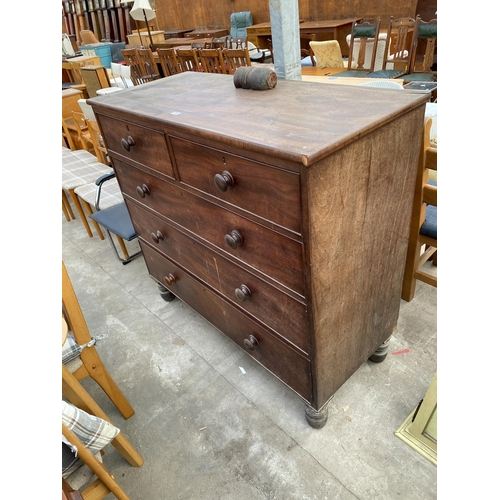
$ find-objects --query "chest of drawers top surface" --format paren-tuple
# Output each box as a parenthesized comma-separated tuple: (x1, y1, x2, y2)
(89, 72, 427, 166)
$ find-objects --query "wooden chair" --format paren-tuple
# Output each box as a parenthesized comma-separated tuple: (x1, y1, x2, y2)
(191, 41, 211, 49)
(71, 112, 95, 155)
(86, 119, 110, 165)
(136, 47, 162, 82)
(121, 48, 146, 85)
(309, 40, 344, 69)
(300, 34, 317, 66)
(80, 66, 112, 98)
(224, 48, 252, 74)
(156, 48, 182, 76)
(211, 36, 230, 49)
(404, 16, 437, 82)
(176, 48, 201, 72)
(62, 261, 136, 418)
(401, 118, 437, 301)
(366, 17, 418, 79)
(198, 47, 227, 74)
(335, 19, 382, 77)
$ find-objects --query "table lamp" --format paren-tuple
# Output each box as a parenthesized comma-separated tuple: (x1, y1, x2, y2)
(129, 0, 156, 49)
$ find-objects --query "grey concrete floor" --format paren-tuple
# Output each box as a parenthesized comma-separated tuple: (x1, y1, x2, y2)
(62, 204, 437, 500)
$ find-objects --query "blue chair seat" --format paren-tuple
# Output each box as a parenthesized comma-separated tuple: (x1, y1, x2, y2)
(90, 203, 136, 241)
(420, 180, 437, 239)
(365, 69, 406, 79)
(403, 73, 435, 82)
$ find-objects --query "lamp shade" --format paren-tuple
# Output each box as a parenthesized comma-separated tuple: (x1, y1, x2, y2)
(129, 0, 156, 21)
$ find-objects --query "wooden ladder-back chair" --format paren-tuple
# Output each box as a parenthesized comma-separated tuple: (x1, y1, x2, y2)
(401, 118, 437, 301)
(366, 17, 418, 79)
(199, 47, 227, 74)
(71, 112, 95, 155)
(62, 261, 136, 418)
(121, 48, 145, 85)
(211, 36, 230, 49)
(156, 47, 182, 76)
(86, 118, 110, 165)
(405, 16, 437, 82)
(136, 47, 162, 82)
(335, 19, 382, 77)
(176, 48, 202, 72)
(224, 48, 252, 74)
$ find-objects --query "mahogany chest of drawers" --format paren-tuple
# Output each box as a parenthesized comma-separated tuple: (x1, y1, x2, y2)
(90, 73, 427, 427)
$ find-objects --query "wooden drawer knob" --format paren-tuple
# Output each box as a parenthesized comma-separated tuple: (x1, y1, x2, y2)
(121, 135, 136, 152)
(235, 284, 251, 302)
(243, 335, 259, 351)
(151, 230, 164, 244)
(136, 184, 150, 198)
(225, 230, 243, 249)
(164, 273, 177, 286)
(214, 171, 234, 192)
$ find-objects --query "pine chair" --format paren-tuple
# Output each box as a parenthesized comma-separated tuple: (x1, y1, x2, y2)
(365, 17, 418, 79)
(198, 47, 227, 74)
(224, 48, 252, 74)
(401, 118, 437, 301)
(156, 48, 182, 76)
(62, 261, 136, 418)
(334, 19, 382, 77)
(86, 118, 110, 166)
(71, 112, 95, 155)
(404, 16, 437, 82)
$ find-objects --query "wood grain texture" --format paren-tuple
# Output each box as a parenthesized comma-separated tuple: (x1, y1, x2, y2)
(306, 107, 425, 407)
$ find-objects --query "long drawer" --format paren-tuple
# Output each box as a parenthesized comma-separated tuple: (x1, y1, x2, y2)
(170, 136, 302, 234)
(97, 114, 175, 178)
(115, 159, 305, 295)
(127, 201, 310, 353)
(141, 242, 312, 401)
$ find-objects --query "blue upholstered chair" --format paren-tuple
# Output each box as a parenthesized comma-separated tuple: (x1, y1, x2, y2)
(230, 11, 253, 38)
(401, 118, 437, 301)
(89, 172, 142, 265)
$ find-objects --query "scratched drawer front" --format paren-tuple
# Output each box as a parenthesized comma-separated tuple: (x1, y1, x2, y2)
(98, 114, 174, 178)
(170, 136, 302, 233)
(142, 243, 312, 401)
(115, 160, 305, 295)
(128, 202, 310, 353)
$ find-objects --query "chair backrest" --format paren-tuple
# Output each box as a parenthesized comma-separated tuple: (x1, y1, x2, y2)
(410, 16, 437, 74)
(80, 66, 111, 98)
(198, 48, 227, 74)
(80, 29, 99, 44)
(224, 48, 252, 74)
(77, 99, 96, 121)
(309, 40, 344, 68)
(121, 48, 144, 85)
(230, 11, 253, 39)
(381, 17, 418, 71)
(86, 119, 110, 165)
(157, 48, 182, 76)
(345, 19, 382, 72)
(191, 41, 211, 49)
(71, 112, 94, 153)
(211, 36, 230, 49)
(230, 36, 248, 49)
(136, 47, 161, 81)
(176, 48, 201, 72)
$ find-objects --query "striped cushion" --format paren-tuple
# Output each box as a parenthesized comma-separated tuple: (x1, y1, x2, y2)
(62, 333, 82, 364)
(62, 401, 120, 478)
(74, 178, 124, 210)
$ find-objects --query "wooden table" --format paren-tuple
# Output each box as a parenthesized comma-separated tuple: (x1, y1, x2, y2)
(184, 28, 229, 39)
(164, 28, 194, 39)
(160, 37, 213, 48)
(247, 18, 360, 55)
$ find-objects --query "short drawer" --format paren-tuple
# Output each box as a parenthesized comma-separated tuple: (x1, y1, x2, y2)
(142, 242, 312, 401)
(170, 136, 302, 233)
(128, 201, 310, 353)
(97, 114, 174, 178)
(115, 159, 305, 295)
